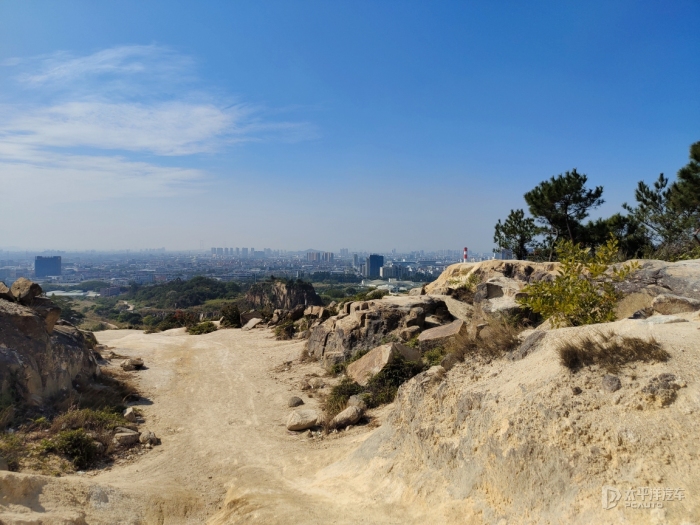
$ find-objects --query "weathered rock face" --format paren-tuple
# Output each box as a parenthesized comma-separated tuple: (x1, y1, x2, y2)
(614, 259, 700, 300)
(0, 284, 98, 406)
(9, 277, 43, 305)
(346, 343, 421, 386)
(306, 296, 452, 369)
(245, 280, 323, 310)
(0, 282, 14, 302)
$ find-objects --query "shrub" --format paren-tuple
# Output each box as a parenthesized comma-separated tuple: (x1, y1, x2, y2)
(51, 429, 98, 469)
(187, 321, 217, 335)
(449, 315, 522, 362)
(518, 237, 638, 327)
(274, 320, 295, 340)
(365, 356, 424, 407)
(324, 379, 365, 419)
(156, 310, 199, 331)
(423, 346, 447, 367)
(0, 432, 23, 470)
(558, 332, 669, 373)
(51, 408, 127, 434)
(220, 303, 241, 328)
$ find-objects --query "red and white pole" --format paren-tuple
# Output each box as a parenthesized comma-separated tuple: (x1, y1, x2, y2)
(463, 247, 468, 262)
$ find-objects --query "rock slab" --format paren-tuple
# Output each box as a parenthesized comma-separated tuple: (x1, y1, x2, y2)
(347, 343, 421, 386)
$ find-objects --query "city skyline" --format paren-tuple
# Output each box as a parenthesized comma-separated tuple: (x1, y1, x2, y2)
(1, 2, 698, 252)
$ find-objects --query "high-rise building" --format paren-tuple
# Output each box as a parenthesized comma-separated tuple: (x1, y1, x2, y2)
(364, 254, 384, 278)
(307, 252, 321, 262)
(242, 248, 249, 258)
(352, 254, 359, 267)
(35, 256, 62, 277)
(235, 248, 240, 257)
(211, 248, 216, 255)
(216, 247, 224, 256)
(321, 252, 334, 262)
(340, 248, 349, 257)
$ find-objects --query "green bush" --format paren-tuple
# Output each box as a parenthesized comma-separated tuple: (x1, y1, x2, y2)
(187, 321, 217, 335)
(518, 237, 638, 327)
(423, 346, 447, 367)
(51, 429, 98, 469)
(325, 379, 365, 419)
(274, 319, 295, 340)
(220, 303, 241, 328)
(365, 356, 424, 407)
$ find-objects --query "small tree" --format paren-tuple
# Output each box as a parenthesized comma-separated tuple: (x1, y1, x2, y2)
(517, 237, 638, 327)
(524, 169, 604, 255)
(493, 209, 538, 260)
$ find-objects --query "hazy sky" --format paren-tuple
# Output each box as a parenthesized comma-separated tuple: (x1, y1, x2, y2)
(0, 1, 698, 253)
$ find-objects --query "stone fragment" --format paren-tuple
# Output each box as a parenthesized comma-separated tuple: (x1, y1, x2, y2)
(10, 278, 43, 305)
(286, 409, 319, 431)
(139, 430, 160, 445)
(121, 358, 144, 371)
(123, 407, 137, 422)
(288, 396, 304, 407)
(242, 318, 263, 331)
(330, 406, 363, 429)
(113, 430, 140, 446)
(347, 343, 421, 386)
(651, 294, 700, 315)
(602, 375, 622, 393)
(418, 319, 467, 352)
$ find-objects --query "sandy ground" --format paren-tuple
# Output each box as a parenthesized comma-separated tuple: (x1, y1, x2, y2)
(0, 327, 419, 524)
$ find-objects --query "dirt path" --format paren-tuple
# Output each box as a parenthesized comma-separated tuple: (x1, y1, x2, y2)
(0, 327, 421, 524)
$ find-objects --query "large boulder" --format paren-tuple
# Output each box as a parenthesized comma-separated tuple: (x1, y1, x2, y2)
(418, 319, 468, 352)
(10, 278, 43, 305)
(346, 343, 421, 386)
(651, 293, 700, 315)
(0, 300, 98, 406)
(246, 280, 323, 310)
(0, 282, 14, 302)
(286, 409, 320, 431)
(330, 406, 363, 429)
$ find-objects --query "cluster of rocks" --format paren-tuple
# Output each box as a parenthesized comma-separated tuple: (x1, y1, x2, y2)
(245, 280, 324, 310)
(305, 296, 456, 370)
(0, 278, 99, 406)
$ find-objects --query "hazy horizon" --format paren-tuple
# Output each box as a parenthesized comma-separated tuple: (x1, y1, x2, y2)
(1, 2, 698, 253)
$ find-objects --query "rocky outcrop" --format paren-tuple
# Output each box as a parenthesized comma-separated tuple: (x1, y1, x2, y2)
(417, 319, 468, 352)
(245, 280, 323, 310)
(0, 281, 98, 406)
(306, 296, 452, 369)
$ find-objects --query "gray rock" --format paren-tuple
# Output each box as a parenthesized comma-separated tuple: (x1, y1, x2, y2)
(399, 325, 421, 341)
(121, 357, 144, 371)
(602, 375, 622, 393)
(572, 386, 582, 395)
(123, 407, 137, 422)
(418, 319, 468, 352)
(286, 409, 319, 431)
(288, 396, 304, 407)
(113, 430, 140, 446)
(139, 430, 160, 445)
(651, 294, 700, 315)
(29, 297, 62, 334)
(330, 406, 363, 429)
(509, 330, 547, 361)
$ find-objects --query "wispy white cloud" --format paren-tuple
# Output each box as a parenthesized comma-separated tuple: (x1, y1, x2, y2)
(0, 45, 315, 204)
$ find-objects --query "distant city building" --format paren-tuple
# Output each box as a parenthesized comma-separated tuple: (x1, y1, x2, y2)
(235, 248, 240, 257)
(340, 248, 349, 257)
(242, 248, 249, 258)
(321, 252, 334, 262)
(352, 254, 359, 267)
(364, 254, 384, 278)
(211, 247, 216, 255)
(35, 256, 62, 277)
(307, 252, 321, 262)
(99, 286, 122, 297)
(224, 248, 229, 256)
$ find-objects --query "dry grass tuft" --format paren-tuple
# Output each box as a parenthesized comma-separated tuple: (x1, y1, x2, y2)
(558, 332, 669, 373)
(450, 315, 522, 363)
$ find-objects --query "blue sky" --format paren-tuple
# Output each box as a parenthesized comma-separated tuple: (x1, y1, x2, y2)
(0, 1, 698, 252)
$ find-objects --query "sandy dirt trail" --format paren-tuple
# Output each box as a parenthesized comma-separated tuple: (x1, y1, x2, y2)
(75, 327, 415, 524)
